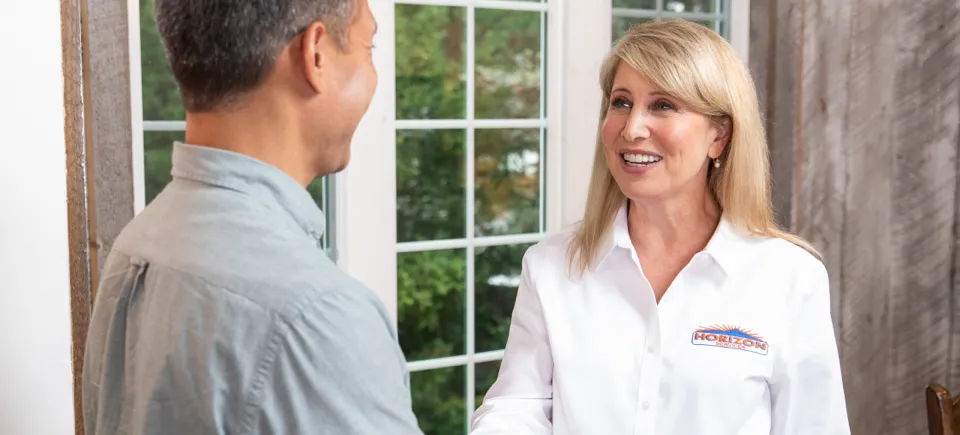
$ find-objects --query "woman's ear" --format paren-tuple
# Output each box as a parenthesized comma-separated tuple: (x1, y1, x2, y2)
(710, 116, 732, 158)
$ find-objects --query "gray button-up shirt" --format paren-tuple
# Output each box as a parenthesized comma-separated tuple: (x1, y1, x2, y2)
(82, 143, 423, 435)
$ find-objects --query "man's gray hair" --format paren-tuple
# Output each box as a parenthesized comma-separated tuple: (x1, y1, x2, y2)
(155, 0, 356, 112)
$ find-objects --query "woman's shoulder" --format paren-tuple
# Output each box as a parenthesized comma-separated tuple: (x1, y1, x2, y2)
(739, 232, 829, 287)
(759, 235, 824, 270)
(523, 224, 578, 264)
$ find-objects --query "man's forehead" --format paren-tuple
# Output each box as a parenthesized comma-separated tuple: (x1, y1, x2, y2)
(351, 0, 375, 28)
(357, 1, 376, 33)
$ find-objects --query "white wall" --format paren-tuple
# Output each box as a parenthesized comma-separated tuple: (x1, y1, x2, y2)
(338, 0, 399, 320)
(729, 0, 751, 64)
(0, 2, 77, 434)
(559, 0, 611, 227)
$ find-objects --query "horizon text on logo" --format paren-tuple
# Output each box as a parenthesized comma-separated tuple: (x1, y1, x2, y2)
(691, 325, 769, 356)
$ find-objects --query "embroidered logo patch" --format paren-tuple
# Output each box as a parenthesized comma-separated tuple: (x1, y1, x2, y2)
(691, 325, 769, 355)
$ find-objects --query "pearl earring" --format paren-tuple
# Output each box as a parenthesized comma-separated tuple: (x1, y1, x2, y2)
(713, 158, 721, 168)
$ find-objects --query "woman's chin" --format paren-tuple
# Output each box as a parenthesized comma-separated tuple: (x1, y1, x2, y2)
(616, 182, 669, 201)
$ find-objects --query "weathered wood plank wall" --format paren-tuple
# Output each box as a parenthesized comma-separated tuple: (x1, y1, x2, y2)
(751, 1, 960, 433)
(86, 0, 137, 286)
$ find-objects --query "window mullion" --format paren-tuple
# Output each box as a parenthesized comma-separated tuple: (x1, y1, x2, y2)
(464, 2, 478, 423)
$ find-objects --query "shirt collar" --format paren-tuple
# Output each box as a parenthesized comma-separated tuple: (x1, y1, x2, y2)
(170, 142, 325, 241)
(596, 201, 748, 280)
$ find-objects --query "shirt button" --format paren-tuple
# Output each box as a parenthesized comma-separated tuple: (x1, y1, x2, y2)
(642, 401, 651, 411)
(646, 346, 655, 354)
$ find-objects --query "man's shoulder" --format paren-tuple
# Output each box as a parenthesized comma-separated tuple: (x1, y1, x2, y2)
(114, 191, 342, 298)
(115, 180, 303, 257)
(102, 178, 395, 340)
(109, 240, 378, 326)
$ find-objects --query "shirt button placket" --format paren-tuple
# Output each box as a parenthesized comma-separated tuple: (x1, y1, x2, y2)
(635, 331, 661, 434)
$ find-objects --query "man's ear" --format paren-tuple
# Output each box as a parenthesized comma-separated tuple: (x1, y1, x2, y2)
(300, 22, 328, 94)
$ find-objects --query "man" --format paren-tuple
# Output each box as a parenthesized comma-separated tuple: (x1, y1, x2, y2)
(82, 0, 424, 434)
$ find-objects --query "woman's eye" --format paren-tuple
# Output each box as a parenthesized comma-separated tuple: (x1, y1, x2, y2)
(652, 100, 675, 111)
(611, 97, 632, 109)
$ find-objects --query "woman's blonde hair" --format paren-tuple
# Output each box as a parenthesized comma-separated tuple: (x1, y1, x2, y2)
(567, 19, 818, 275)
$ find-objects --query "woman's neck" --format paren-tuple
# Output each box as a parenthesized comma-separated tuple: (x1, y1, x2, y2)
(627, 188, 721, 258)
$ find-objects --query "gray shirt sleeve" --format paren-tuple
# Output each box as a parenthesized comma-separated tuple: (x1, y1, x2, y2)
(239, 289, 425, 435)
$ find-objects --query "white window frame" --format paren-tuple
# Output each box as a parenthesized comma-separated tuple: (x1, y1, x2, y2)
(339, 0, 749, 320)
(610, 0, 750, 61)
(338, 0, 614, 421)
(340, 0, 609, 319)
(130, 0, 146, 213)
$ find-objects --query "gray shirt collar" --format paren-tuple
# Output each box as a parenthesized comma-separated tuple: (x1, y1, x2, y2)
(170, 142, 326, 241)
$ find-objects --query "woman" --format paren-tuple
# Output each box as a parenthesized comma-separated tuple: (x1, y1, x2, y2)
(470, 20, 850, 435)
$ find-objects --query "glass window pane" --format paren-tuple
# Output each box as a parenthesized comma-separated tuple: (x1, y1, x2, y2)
(411, 366, 467, 435)
(475, 129, 540, 237)
(305, 177, 330, 248)
(476, 243, 532, 352)
(305, 178, 325, 211)
(475, 360, 502, 409)
(140, 0, 184, 120)
(613, 16, 654, 41)
(397, 129, 467, 242)
(475, 9, 541, 119)
(612, 0, 657, 8)
(665, 0, 720, 13)
(398, 249, 466, 360)
(144, 131, 182, 204)
(396, 5, 466, 120)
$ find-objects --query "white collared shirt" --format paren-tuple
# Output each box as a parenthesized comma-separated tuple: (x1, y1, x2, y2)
(470, 205, 850, 435)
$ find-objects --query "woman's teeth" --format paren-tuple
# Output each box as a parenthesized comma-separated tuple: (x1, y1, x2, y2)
(623, 153, 662, 166)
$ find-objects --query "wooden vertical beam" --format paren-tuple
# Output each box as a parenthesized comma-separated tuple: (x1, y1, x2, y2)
(61, 0, 93, 433)
(751, 0, 804, 230)
(791, 0, 851, 350)
(86, 0, 137, 280)
(953, 0, 960, 404)
(796, 0, 890, 433)
(63, 0, 138, 433)
(747, 0, 770, 117)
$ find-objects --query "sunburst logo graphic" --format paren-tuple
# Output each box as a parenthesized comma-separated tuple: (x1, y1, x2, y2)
(691, 324, 769, 355)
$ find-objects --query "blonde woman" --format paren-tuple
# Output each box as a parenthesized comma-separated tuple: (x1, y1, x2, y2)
(470, 20, 850, 435)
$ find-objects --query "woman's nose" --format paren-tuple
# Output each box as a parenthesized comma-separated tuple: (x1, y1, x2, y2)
(621, 112, 650, 142)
